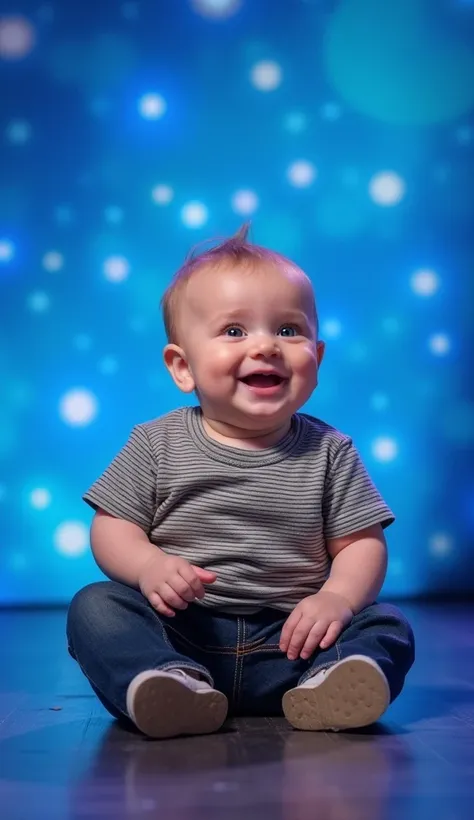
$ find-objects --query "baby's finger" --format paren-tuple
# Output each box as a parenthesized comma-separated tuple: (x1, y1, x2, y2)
(279, 610, 302, 653)
(148, 592, 175, 618)
(171, 572, 199, 603)
(178, 565, 205, 599)
(300, 622, 329, 659)
(159, 583, 189, 610)
(319, 620, 344, 650)
(286, 617, 314, 660)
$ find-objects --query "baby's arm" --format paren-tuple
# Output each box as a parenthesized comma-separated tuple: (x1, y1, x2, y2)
(91, 508, 163, 588)
(321, 523, 388, 615)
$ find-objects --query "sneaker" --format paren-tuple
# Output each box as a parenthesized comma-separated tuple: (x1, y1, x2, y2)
(282, 654, 390, 732)
(126, 668, 228, 739)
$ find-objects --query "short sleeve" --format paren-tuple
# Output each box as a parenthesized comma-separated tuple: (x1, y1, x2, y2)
(83, 425, 157, 532)
(323, 437, 394, 540)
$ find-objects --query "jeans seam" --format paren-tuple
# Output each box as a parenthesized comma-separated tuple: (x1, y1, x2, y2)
(232, 617, 243, 706)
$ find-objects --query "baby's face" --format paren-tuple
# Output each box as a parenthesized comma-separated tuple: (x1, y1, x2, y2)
(168, 261, 325, 431)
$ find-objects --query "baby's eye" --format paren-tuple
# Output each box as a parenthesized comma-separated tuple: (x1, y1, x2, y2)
(223, 326, 244, 337)
(278, 325, 299, 337)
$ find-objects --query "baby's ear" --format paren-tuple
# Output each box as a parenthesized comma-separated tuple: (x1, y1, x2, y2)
(163, 344, 195, 393)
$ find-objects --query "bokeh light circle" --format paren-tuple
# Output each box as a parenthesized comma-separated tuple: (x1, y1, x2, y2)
(30, 488, 51, 510)
(250, 60, 282, 91)
(0, 15, 36, 60)
(181, 201, 209, 228)
(369, 171, 405, 206)
(287, 160, 317, 188)
(103, 255, 130, 282)
(138, 93, 166, 120)
(6, 119, 32, 144)
(27, 291, 50, 313)
(231, 189, 259, 215)
(152, 184, 174, 205)
(371, 436, 398, 462)
(59, 388, 98, 427)
(191, 0, 242, 19)
(429, 333, 451, 356)
(54, 521, 89, 557)
(0, 239, 15, 263)
(321, 319, 342, 339)
(410, 268, 440, 297)
(42, 251, 64, 272)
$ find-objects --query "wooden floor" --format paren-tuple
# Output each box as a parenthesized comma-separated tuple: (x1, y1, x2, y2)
(1, 603, 474, 819)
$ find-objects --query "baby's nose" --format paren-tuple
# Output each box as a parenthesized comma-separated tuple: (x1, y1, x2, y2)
(249, 336, 281, 357)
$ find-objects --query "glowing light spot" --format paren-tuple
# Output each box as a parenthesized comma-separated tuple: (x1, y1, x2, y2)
(54, 521, 89, 557)
(284, 112, 307, 134)
(371, 392, 390, 411)
(59, 388, 98, 427)
(0, 239, 15, 263)
(181, 201, 209, 228)
(250, 60, 282, 92)
(429, 532, 453, 558)
(30, 488, 51, 510)
(231, 189, 259, 216)
(0, 15, 36, 60)
(27, 291, 50, 313)
(138, 92, 166, 120)
(321, 102, 341, 120)
(191, 0, 242, 19)
(98, 356, 119, 375)
(369, 171, 405, 206)
(287, 160, 317, 188)
(321, 319, 342, 339)
(371, 436, 398, 462)
(151, 184, 174, 205)
(42, 250, 64, 272)
(104, 206, 124, 224)
(103, 255, 130, 282)
(5, 119, 31, 144)
(410, 268, 440, 297)
(429, 333, 451, 356)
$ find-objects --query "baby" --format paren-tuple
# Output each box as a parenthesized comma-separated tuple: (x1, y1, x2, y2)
(67, 225, 415, 739)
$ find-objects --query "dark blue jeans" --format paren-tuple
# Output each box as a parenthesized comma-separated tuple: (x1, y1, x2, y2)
(67, 581, 415, 721)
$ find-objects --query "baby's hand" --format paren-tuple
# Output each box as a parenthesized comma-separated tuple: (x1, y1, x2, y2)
(138, 553, 216, 617)
(279, 591, 353, 660)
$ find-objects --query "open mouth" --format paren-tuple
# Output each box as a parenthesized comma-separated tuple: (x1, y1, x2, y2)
(240, 374, 286, 388)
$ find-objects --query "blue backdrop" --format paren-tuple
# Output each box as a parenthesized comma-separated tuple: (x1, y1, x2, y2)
(1, 0, 473, 604)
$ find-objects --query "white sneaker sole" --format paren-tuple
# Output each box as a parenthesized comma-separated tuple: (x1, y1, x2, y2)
(282, 655, 390, 731)
(126, 671, 228, 739)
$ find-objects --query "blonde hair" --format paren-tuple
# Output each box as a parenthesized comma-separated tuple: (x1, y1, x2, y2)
(161, 223, 316, 344)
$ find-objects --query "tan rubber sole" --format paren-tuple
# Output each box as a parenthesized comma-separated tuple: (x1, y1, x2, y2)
(282, 657, 390, 731)
(131, 676, 228, 739)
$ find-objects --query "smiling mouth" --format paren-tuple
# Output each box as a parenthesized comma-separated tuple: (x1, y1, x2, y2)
(239, 374, 286, 388)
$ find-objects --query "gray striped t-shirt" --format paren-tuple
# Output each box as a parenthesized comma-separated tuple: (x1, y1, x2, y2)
(83, 406, 394, 614)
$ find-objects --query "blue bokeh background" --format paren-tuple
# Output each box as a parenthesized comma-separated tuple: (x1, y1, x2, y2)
(1, 0, 473, 604)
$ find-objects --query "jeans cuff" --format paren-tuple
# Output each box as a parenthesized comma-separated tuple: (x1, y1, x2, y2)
(156, 660, 214, 688)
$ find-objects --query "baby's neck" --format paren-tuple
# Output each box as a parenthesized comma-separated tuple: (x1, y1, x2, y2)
(201, 415, 292, 450)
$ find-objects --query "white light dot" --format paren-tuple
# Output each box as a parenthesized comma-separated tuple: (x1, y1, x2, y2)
(103, 255, 130, 282)
(429, 332, 451, 356)
(104, 206, 124, 225)
(231, 189, 259, 216)
(429, 532, 453, 558)
(371, 436, 398, 462)
(287, 160, 317, 188)
(27, 290, 50, 313)
(250, 60, 282, 92)
(410, 268, 440, 297)
(321, 319, 342, 340)
(151, 184, 174, 205)
(42, 250, 64, 272)
(180, 201, 209, 228)
(30, 488, 51, 509)
(138, 92, 166, 120)
(59, 388, 98, 427)
(369, 172, 406, 206)
(0, 15, 36, 60)
(371, 392, 390, 411)
(191, 0, 242, 19)
(0, 238, 15, 262)
(98, 356, 119, 375)
(5, 118, 31, 144)
(54, 521, 89, 557)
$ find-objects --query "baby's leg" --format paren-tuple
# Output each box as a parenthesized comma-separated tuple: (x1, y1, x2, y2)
(282, 603, 415, 731)
(67, 580, 227, 737)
